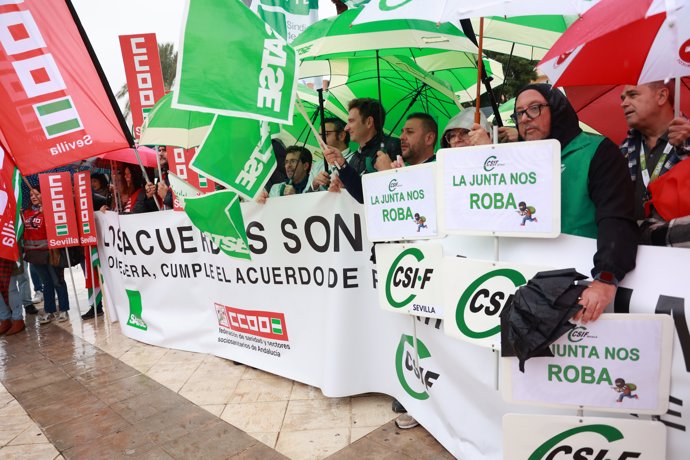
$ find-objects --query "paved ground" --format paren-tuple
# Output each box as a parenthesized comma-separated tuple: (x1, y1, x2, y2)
(0, 268, 454, 459)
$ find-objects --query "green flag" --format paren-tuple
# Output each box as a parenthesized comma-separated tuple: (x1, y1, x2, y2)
(184, 191, 251, 261)
(190, 115, 277, 200)
(168, 172, 202, 209)
(174, 0, 299, 124)
(250, 0, 319, 43)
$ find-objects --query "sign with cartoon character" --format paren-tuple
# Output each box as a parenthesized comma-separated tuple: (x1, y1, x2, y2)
(376, 242, 443, 318)
(502, 314, 674, 415)
(503, 414, 666, 460)
(437, 140, 561, 238)
(443, 259, 552, 349)
(362, 162, 442, 242)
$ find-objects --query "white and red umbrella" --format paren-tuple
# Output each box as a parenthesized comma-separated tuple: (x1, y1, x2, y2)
(539, 0, 690, 86)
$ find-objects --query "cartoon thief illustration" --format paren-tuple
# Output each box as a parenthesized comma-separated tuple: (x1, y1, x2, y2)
(612, 378, 639, 403)
(414, 213, 427, 232)
(517, 201, 538, 226)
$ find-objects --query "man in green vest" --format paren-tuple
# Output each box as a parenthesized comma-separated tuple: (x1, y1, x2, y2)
(512, 84, 638, 324)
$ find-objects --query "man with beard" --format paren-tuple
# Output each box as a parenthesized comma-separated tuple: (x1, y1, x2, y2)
(268, 146, 312, 197)
(378, 112, 437, 169)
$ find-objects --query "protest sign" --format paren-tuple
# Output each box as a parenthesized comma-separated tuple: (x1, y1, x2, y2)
(443, 258, 551, 349)
(38, 172, 79, 248)
(376, 242, 443, 318)
(119, 33, 166, 139)
(73, 171, 97, 245)
(362, 163, 441, 241)
(503, 314, 674, 414)
(503, 414, 666, 460)
(438, 140, 561, 237)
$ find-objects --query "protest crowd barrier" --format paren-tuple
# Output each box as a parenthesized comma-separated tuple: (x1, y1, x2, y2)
(96, 191, 689, 459)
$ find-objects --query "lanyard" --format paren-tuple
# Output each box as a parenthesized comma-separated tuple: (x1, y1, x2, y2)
(639, 140, 672, 188)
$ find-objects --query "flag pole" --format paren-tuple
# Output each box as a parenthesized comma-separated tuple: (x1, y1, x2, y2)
(63, 250, 83, 326)
(675, 77, 681, 119)
(474, 18, 485, 125)
(133, 145, 161, 210)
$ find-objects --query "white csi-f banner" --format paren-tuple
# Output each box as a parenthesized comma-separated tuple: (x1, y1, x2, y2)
(437, 140, 561, 237)
(376, 242, 443, 318)
(443, 259, 551, 349)
(362, 163, 441, 241)
(503, 314, 674, 414)
(503, 414, 666, 460)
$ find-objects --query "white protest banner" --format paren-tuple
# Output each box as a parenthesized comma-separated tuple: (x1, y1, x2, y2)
(437, 140, 561, 237)
(503, 314, 674, 414)
(376, 242, 443, 318)
(503, 414, 666, 460)
(443, 259, 551, 349)
(362, 163, 441, 241)
(94, 194, 690, 459)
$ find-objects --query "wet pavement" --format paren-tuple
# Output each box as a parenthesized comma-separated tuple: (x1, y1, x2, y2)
(0, 273, 453, 460)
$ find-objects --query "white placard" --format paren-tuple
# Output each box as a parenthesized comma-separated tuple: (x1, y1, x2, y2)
(362, 162, 441, 241)
(437, 140, 561, 237)
(503, 314, 674, 414)
(503, 414, 666, 460)
(443, 258, 551, 349)
(376, 242, 443, 318)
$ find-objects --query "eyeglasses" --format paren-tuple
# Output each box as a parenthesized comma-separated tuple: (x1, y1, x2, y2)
(511, 104, 549, 123)
(444, 129, 470, 143)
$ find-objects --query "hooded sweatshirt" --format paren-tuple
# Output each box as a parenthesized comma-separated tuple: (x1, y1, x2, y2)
(441, 108, 492, 148)
(514, 84, 638, 281)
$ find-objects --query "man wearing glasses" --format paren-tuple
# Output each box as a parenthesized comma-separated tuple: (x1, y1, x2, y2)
(441, 107, 493, 148)
(511, 83, 638, 324)
(268, 145, 313, 197)
(305, 118, 353, 192)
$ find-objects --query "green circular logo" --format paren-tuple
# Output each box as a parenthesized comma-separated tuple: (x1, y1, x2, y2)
(395, 334, 432, 400)
(385, 247, 424, 308)
(379, 0, 414, 11)
(456, 269, 526, 339)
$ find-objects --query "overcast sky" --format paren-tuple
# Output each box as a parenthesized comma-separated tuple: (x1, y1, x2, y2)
(71, 0, 337, 95)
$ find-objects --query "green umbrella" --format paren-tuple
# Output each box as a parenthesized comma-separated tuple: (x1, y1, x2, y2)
(293, 8, 478, 61)
(276, 84, 348, 159)
(325, 57, 463, 144)
(470, 15, 578, 61)
(139, 92, 214, 149)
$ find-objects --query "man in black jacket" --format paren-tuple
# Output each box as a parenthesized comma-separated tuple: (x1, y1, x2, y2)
(323, 98, 400, 203)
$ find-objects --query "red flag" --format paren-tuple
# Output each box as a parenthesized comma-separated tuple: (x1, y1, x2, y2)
(0, 148, 20, 261)
(167, 146, 215, 211)
(73, 171, 96, 246)
(0, 0, 132, 175)
(119, 33, 166, 140)
(38, 172, 79, 248)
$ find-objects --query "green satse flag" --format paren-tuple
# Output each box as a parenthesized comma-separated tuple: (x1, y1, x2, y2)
(251, 0, 319, 43)
(174, 0, 299, 124)
(190, 115, 277, 200)
(184, 191, 251, 261)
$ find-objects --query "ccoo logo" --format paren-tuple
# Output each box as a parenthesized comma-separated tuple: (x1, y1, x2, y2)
(395, 334, 440, 400)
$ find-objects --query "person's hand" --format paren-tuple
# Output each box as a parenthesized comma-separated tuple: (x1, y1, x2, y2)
(498, 126, 518, 143)
(468, 123, 492, 145)
(390, 155, 405, 169)
(323, 146, 345, 169)
(99, 205, 109, 213)
(328, 174, 343, 193)
(572, 280, 616, 324)
(256, 189, 268, 204)
(145, 182, 156, 198)
(312, 171, 330, 190)
(668, 117, 690, 147)
(284, 184, 296, 196)
(156, 182, 169, 201)
(374, 150, 392, 171)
